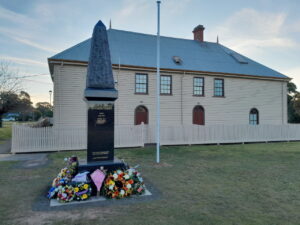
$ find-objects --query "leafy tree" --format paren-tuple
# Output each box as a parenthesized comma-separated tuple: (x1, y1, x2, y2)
(35, 102, 53, 118)
(287, 81, 300, 123)
(0, 91, 33, 123)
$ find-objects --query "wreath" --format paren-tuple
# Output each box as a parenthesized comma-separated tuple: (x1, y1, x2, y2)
(56, 185, 75, 203)
(74, 183, 92, 201)
(103, 168, 145, 199)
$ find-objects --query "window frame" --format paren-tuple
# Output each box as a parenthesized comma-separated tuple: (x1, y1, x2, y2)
(249, 108, 259, 125)
(135, 73, 148, 95)
(193, 77, 205, 96)
(160, 75, 172, 95)
(213, 78, 225, 97)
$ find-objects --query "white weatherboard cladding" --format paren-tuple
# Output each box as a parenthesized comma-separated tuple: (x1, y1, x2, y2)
(53, 64, 287, 129)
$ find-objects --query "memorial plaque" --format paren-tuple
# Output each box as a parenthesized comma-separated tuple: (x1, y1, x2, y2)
(87, 102, 114, 162)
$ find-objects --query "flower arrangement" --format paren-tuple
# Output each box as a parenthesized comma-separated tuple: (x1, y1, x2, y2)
(47, 156, 147, 203)
(103, 168, 145, 199)
(47, 156, 79, 200)
(56, 185, 75, 203)
(74, 183, 92, 201)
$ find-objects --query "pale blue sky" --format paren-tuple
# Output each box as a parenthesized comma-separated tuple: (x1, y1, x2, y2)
(0, 0, 299, 103)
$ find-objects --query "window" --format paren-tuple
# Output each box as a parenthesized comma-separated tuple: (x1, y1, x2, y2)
(193, 105, 205, 125)
(193, 77, 204, 96)
(249, 108, 259, 125)
(135, 74, 148, 94)
(160, 75, 172, 95)
(214, 78, 224, 97)
(135, 105, 148, 125)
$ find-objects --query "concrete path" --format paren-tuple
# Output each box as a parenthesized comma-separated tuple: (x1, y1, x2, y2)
(0, 152, 47, 162)
(0, 139, 11, 154)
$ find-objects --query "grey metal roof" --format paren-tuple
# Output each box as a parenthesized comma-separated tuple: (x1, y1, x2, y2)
(49, 29, 288, 79)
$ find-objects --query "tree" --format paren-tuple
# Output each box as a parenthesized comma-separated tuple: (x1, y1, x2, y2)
(287, 81, 300, 123)
(35, 102, 53, 118)
(0, 61, 21, 127)
(15, 91, 33, 121)
(293, 93, 300, 116)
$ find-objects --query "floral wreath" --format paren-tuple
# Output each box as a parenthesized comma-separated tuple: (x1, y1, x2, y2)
(74, 183, 92, 201)
(103, 168, 145, 199)
(56, 185, 75, 202)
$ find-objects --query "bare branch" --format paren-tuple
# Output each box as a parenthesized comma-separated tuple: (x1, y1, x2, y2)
(0, 60, 22, 94)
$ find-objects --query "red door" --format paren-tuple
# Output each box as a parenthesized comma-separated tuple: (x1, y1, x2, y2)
(135, 106, 148, 125)
(193, 106, 205, 125)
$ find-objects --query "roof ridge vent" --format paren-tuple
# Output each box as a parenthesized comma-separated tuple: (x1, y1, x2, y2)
(229, 52, 248, 64)
(172, 56, 182, 65)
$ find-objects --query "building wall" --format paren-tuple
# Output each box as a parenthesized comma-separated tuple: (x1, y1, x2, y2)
(52, 64, 288, 128)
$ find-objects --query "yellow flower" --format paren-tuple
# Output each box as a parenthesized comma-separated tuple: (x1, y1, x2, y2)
(82, 194, 88, 199)
(83, 184, 89, 189)
(108, 180, 115, 186)
(74, 187, 79, 192)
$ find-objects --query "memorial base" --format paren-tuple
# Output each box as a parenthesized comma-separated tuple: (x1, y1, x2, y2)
(78, 157, 128, 173)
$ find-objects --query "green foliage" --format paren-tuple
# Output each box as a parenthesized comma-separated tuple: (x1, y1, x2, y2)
(287, 81, 300, 123)
(35, 102, 53, 118)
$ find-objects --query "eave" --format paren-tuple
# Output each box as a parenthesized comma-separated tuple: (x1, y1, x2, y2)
(48, 58, 292, 82)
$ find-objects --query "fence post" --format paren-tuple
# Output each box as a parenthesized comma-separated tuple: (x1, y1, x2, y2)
(141, 122, 145, 147)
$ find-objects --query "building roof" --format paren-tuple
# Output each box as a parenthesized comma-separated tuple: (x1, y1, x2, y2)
(49, 29, 289, 79)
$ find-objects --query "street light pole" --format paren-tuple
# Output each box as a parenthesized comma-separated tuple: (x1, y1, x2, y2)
(49, 90, 52, 106)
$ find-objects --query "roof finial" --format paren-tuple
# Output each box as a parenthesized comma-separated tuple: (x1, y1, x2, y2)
(109, 19, 112, 29)
(217, 35, 219, 44)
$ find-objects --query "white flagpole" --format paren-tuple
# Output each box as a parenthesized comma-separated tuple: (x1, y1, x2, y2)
(156, 0, 161, 163)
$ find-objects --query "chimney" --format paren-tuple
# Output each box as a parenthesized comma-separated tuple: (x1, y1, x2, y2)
(193, 25, 205, 42)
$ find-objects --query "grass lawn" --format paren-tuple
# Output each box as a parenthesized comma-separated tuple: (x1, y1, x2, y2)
(0, 122, 12, 144)
(1, 142, 300, 225)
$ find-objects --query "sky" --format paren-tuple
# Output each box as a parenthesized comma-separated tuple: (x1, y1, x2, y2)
(0, 0, 299, 104)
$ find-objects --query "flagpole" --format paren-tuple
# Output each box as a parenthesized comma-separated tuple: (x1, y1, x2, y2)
(156, 0, 161, 163)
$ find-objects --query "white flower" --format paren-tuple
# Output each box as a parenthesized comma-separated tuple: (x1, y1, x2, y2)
(138, 177, 143, 182)
(120, 190, 125, 195)
(137, 172, 141, 177)
(127, 169, 134, 176)
(126, 184, 132, 189)
(109, 185, 114, 190)
(117, 170, 122, 174)
(113, 173, 118, 179)
(124, 174, 130, 180)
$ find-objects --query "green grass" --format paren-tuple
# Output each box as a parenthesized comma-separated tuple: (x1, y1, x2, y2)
(0, 122, 12, 143)
(2, 143, 300, 224)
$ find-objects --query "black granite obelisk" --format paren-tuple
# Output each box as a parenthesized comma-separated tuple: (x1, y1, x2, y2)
(78, 20, 126, 172)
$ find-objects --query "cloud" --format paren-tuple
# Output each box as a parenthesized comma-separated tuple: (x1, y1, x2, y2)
(283, 67, 300, 87)
(208, 8, 298, 55)
(11, 37, 58, 53)
(0, 55, 47, 67)
(0, 5, 32, 25)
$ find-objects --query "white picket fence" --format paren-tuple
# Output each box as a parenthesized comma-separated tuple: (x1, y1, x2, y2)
(11, 123, 300, 153)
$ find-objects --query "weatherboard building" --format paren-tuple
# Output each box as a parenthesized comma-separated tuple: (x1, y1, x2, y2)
(48, 25, 290, 130)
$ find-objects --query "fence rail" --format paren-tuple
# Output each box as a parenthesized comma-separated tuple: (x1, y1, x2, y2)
(11, 124, 300, 153)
